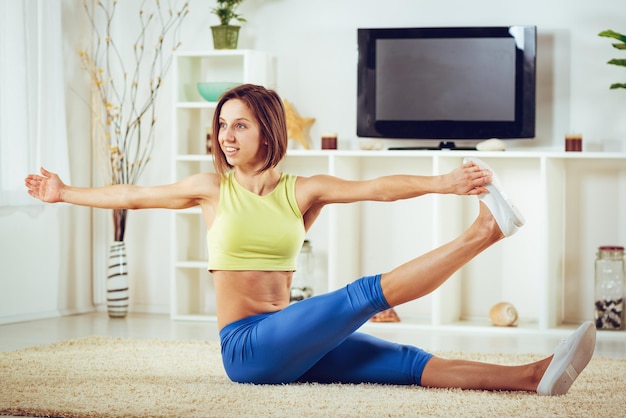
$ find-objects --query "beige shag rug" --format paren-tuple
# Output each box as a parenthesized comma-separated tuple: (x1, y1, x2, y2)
(1, 336, 624, 418)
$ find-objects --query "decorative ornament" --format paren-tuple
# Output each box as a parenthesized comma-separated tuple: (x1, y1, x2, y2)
(488, 302, 519, 327)
(370, 308, 401, 323)
(284, 99, 315, 149)
(476, 138, 506, 151)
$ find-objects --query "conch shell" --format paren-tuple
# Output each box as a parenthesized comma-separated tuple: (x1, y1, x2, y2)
(489, 302, 518, 327)
(370, 308, 401, 323)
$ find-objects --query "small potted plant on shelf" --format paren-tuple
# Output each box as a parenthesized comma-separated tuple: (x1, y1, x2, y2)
(598, 29, 626, 89)
(211, 0, 246, 50)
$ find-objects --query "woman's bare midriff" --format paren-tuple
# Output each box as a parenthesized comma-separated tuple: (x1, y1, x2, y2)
(212, 270, 293, 330)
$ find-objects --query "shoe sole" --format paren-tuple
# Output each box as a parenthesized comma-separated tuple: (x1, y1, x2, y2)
(484, 181, 525, 228)
(463, 157, 525, 229)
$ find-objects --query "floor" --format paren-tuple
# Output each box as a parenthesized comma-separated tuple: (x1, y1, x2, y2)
(1, 312, 625, 358)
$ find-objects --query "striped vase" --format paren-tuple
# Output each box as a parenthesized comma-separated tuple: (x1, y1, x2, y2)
(107, 241, 129, 318)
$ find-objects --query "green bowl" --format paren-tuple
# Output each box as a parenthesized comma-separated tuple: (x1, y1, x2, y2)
(196, 82, 240, 102)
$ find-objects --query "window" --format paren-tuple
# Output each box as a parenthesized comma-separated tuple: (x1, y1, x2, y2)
(0, 0, 69, 206)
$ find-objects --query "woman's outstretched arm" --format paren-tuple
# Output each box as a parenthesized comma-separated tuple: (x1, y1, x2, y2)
(297, 160, 492, 209)
(24, 167, 218, 210)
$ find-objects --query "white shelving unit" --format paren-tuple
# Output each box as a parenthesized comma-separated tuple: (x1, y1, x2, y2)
(280, 150, 626, 337)
(169, 51, 626, 339)
(170, 50, 274, 321)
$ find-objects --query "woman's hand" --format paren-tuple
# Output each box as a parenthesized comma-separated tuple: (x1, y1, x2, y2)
(24, 167, 64, 203)
(443, 161, 492, 196)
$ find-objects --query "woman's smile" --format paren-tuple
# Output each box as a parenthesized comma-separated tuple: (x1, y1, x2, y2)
(223, 145, 239, 156)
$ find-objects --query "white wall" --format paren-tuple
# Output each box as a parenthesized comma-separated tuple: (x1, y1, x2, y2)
(233, 0, 626, 151)
(1, 0, 625, 323)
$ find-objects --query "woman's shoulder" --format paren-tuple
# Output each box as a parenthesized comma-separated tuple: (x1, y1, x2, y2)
(294, 173, 339, 185)
(176, 171, 221, 192)
(293, 174, 343, 197)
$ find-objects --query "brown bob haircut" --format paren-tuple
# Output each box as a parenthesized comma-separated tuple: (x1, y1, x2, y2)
(211, 84, 288, 176)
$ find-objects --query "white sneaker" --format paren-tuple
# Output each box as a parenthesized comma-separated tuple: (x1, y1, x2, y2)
(537, 321, 596, 396)
(463, 157, 525, 237)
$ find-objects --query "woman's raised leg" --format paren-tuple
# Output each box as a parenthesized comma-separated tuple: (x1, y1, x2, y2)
(380, 157, 524, 308)
(380, 201, 504, 307)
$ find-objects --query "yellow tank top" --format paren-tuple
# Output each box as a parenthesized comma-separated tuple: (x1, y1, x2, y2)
(207, 171, 305, 271)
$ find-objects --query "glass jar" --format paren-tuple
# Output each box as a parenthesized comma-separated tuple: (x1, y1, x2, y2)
(290, 240, 315, 302)
(594, 245, 625, 330)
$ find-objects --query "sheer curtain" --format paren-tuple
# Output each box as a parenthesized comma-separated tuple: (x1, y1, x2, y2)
(0, 0, 70, 206)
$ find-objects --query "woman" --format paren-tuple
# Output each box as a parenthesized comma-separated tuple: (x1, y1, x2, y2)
(25, 84, 594, 395)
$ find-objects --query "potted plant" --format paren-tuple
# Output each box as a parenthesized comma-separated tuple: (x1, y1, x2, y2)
(211, 0, 246, 50)
(598, 29, 626, 89)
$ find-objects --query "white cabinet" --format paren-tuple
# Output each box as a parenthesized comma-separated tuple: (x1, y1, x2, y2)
(280, 150, 626, 339)
(169, 53, 626, 338)
(170, 50, 274, 320)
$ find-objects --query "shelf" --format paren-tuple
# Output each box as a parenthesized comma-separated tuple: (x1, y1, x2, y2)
(279, 151, 625, 335)
(170, 50, 275, 321)
(176, 154, 212, 162)
(176, 49, 263, 58)
(173, 49, 274, 103)
(176, 101, 217, 109)
(175, 260, 208, 269)
(285, 148, 626, 159)
(361, 320, 626, 340)
(171, 313, 217, 322)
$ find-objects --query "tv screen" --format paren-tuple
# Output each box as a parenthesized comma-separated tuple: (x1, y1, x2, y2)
(357, 26, 536, 149)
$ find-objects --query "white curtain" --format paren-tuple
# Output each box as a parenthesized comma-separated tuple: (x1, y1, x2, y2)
(0, 0, 70, 206)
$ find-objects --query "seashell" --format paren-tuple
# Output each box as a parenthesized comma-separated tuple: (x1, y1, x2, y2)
(476, 138, 506, 151)
(489, 302, 518, 327)
(359, 139, 384, 150)
(370, 308, 401, 323)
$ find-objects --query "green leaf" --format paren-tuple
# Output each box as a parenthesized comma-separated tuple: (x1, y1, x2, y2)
(607, 58, 626, 67)
(599, 29, 626, 44)
(612, 43, 626, 50)
(609, 83, 626, 89)
(211, 0, 246, 25)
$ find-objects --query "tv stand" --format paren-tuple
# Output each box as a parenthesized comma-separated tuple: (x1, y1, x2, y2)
(388, 141, 477, 151)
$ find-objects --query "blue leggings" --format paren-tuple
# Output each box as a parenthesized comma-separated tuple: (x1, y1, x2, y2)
(219, 274, 434, 385)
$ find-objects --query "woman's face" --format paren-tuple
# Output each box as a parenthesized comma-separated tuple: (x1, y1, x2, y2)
(218, 99, 264, 168)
